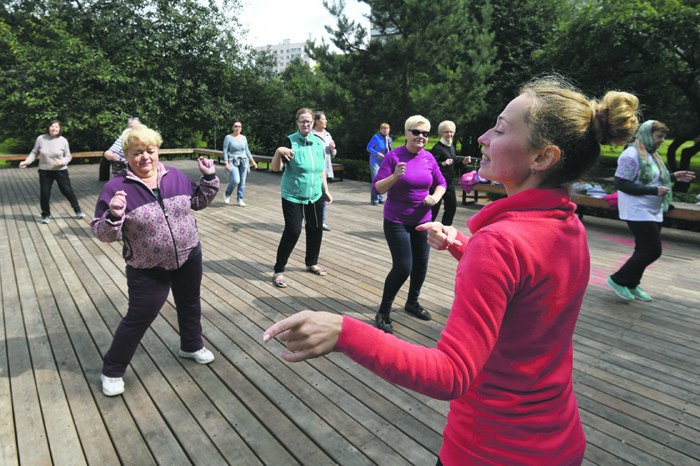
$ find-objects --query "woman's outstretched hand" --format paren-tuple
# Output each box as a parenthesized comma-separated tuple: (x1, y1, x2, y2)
(673, 170, 695, 183)
(416, 222, 462, 250)
(263, 311, 343, 363)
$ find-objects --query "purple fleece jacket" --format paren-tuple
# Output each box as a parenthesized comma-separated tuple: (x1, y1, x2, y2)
(91, 162, 219, 270)
(372, 145, 446, 224)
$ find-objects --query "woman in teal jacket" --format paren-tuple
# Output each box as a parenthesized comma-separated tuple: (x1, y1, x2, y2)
(271, 108, 333, 288)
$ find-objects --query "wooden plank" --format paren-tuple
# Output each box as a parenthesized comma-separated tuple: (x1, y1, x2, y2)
(0, 176, 19, 466)
(0, 170, 53, 466)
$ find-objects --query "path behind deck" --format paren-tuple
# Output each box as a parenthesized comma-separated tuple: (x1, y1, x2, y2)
(1, 160, 699, 465)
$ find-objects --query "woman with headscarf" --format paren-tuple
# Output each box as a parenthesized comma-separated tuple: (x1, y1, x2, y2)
(606, 120, 695, 301)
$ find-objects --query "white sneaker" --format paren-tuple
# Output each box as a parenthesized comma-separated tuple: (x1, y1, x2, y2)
(223, 194, 231, 204)
(40, 216, 50, 224)
(101, 374, 125, 396)
(179, 347, 215, 364)
(237, 200, 246, 207)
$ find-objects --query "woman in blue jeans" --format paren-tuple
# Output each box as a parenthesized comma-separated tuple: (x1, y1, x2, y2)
(223, 120, 258, 206)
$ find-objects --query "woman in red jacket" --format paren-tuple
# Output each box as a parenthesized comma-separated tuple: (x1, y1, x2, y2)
(263, 76, 640, 466)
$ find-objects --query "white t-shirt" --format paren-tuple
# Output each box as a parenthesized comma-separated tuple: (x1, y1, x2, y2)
(616, 146, 663, 222)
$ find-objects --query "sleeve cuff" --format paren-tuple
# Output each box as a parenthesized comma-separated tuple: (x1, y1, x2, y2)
(334, 315, 381, 358)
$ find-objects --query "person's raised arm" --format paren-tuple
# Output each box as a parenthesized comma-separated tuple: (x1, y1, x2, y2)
(373, 161, 405, 194)
(263, 232, 513, 401)
(191, 157, 219, 210)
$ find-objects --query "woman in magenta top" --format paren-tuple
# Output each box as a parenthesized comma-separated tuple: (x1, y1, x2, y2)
(263, 76, 640, 465)
(371, 115, 446, 332)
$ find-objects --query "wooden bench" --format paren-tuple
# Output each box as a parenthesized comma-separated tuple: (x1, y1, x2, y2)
(252, 155, 345, 181)
(463, 182, 700, 221)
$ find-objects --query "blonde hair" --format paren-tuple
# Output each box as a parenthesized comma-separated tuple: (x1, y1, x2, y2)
(121, 125, 163, 154)
(380, 123, 390, 131)
(519, 75, 640, 187)
(438, 120, 456, 134)
(404, 115, 430, 132)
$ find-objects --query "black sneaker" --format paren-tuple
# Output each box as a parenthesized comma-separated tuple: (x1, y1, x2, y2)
(375, 312, 393, 334)
(405, 302, 432, 321)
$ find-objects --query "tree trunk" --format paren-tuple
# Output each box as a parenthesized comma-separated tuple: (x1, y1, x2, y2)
(674, 140, 700, 193)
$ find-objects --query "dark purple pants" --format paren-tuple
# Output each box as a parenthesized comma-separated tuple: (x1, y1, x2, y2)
(102, 250, 205, 377)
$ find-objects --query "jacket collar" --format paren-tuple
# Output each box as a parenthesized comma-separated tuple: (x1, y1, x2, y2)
(467, 188, 573, 234)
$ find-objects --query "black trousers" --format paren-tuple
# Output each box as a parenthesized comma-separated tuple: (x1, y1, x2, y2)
(378, 219, 430, 313)
(38, 169, 81, 217)
(274, 197, 325, 274)
(431, 183, 457, 226)
(611, 220, 663, 288)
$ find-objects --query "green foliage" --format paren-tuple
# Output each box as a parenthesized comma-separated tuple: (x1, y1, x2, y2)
(539, 0, 700, 176)
(334, 158, 372, 182)
(307, 0, 498, 160)
(0, 0, 283, 152)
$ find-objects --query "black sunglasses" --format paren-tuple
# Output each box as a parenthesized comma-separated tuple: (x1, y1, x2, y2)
(410, 129, 430, 138)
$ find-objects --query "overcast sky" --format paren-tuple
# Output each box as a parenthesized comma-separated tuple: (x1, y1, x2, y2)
(237, 0, 371, 50)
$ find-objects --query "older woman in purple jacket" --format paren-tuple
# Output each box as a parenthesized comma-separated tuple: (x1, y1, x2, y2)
(372, 115, 446, 333)
(91, 125, 219, 397)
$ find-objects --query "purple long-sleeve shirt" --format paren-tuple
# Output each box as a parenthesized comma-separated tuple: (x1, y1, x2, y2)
(372, 145, 446, 225)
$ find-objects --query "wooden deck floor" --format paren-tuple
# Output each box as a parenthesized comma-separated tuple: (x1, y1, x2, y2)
(1, 160, 699, 466)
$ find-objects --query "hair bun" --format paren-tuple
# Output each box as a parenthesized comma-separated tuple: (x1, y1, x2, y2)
(591, 92, 640, 146)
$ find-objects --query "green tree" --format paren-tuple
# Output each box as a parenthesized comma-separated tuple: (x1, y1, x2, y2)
(458, 0, 562, 158)
(307, 0, 498, 159)
(541, 0, 700, 190)
(0, 0, 277, 152)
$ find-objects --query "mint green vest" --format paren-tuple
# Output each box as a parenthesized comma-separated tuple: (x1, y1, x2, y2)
(280, 131, 326, 204)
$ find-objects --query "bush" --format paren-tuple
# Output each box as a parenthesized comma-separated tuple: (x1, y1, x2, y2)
(335, 158, 372, 183)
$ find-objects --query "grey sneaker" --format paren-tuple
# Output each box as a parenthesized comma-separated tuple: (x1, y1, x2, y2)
(179, 347, 215, 364)
(40, 216, 50, 224)
(75, 210, 86, 219)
